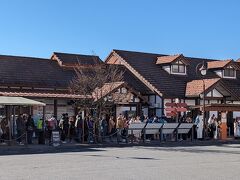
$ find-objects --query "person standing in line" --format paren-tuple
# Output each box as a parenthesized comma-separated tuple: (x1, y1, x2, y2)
(59, 114, 65, 143)
(116, 114, 124, 143)
(213, 118, 219, 140)
(26, 115, 35, 144)
(196, 112, 204, 140)
(87, 116, 94, 143)
(108, 116, 115, 142)
(208, 114, 215, 139)
(100, 115, 108, 142)
(64, 113, 69, 142)
(16, 114, 25, 145)
(68, 116, 75, 143)
(75, 113, 83, 143)
(36, 118, 44, 144)
(47, 115, 57, 145)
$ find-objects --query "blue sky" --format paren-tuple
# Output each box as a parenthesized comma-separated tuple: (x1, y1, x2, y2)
(0, 0, 240, 60)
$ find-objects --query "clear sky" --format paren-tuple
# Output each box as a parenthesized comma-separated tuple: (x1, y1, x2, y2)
(0, 0, 240, 60)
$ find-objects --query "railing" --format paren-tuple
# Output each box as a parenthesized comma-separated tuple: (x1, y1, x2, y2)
(127, 123, 194, 143)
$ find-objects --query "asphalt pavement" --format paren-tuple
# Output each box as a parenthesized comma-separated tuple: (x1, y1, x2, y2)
(0, 140, 239, 180)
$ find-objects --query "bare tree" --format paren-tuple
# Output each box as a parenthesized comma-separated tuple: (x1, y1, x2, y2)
(69, 62, 124, 118)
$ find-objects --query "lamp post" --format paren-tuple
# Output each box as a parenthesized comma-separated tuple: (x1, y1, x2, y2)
(198, 62, 207, 139)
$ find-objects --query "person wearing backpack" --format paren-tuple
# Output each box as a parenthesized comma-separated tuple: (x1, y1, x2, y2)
(47, 116, 57, 145)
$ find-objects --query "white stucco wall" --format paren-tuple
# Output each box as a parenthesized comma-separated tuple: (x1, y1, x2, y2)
(185, 99, 195, 106)
(116, 106, 131, 117)
(32, 98, 75, 120)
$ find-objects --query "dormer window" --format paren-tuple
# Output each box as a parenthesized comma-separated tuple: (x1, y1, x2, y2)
(208, 59, 239, 79)
(171, 60, 186, 74)
(156, 54, 188, 75)
(223, 66, 236, 78)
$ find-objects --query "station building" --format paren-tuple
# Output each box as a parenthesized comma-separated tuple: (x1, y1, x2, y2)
(0, 49, 240, 136)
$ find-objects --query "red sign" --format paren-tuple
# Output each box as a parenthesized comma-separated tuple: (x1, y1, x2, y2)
(165, 102, 176, 107)
(165, 107, 176, 111)
(165, 102, 188, 117)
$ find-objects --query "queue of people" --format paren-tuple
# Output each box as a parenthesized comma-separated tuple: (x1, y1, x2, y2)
(1, 111, 239, 145)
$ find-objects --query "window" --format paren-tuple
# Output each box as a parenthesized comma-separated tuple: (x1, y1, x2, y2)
(171, 60, 186, 74)
(223, 66, 236, 78)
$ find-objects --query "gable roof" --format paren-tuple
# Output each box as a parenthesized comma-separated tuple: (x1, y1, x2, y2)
(186, 78, 220, 97)
(117, 65, 153, 95)
(0, 53, 151, 100)
(156, 54, 189, 65)
(156, 54, 181, 64)
(207, 59, 232, 69)
(93, 82, 124, 101)
(108, 49, 221, 98)
(93, 81, 148, 103)
(52, 52, 103, 66)
(0, 54, 75, 89)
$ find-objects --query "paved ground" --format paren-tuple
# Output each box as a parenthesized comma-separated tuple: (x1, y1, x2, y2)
(0, 141, 240, 180)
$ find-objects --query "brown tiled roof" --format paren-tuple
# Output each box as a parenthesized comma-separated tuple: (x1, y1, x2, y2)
(110, 49, 220, 98)
(207, 59, 232, 69)
(0, 54, 75, 89)
(52, 52, 103, 66)
(93, 81, 148, 103)
(0, 53, 151, 100)
(185, 78, 220, 97)
(117, 65, 153, 95)
(93, 82, 124, 100)
(156, 54, 184, 65)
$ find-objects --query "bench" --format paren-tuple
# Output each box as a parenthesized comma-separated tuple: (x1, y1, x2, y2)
(127, 122, 194, 143)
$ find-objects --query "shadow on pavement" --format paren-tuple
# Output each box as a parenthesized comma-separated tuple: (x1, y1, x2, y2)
(0, 139, 239, 156)
(138, 140, 240, 155)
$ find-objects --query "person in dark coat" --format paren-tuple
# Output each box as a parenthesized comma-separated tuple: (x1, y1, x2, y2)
(26, 115, 35, 144)
(68, 116, 75, 143)
(16, 114, 25, 144)
(100, 115, 108, 142)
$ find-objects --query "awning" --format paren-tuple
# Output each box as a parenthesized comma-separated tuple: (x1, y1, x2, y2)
(0, 91, 90, 99)
(0, 96, 46, 106)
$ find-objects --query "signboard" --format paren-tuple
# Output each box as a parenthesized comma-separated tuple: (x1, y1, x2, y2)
(165, 102, 188, 117)
(52, 131, 60, 147)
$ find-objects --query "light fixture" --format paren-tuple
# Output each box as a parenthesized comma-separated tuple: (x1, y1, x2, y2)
(199, 63, 207, 76)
